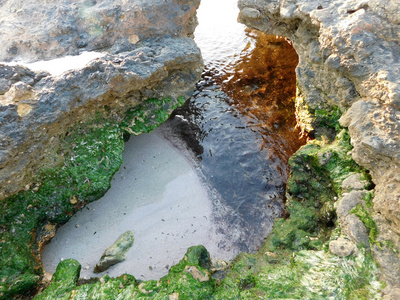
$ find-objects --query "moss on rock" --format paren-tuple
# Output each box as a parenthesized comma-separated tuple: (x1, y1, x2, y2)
(34, 246, 216, 300)
(0, 95, 186, 300)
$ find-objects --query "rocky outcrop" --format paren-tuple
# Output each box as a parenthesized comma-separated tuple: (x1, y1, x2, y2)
(94, 231, 134, 273)
(0, 37, 202, 199)
(0, 0, 199, 62)
(238, 0, 400, 292)
(0, 2, 202, 297)
(0, 0, 203, 200)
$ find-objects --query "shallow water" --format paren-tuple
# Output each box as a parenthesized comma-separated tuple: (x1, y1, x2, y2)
(42, 0, 307, 280)
(42, 130, 231, 280)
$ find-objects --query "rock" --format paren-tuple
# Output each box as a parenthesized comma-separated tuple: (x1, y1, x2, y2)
(341, 174, 370, 192)
(335, 190, 365, 218)
(0, 0, 200, 62)
(183, 245, 211, 270)
(169, 293, 180, 300)
(184, 265, 210, 282)
(239, 0, 400, 289)
(329, 237, 358, 257)
(35, 222, 57, 260)
(345, 214, 370, 249)
(34, 259, 81, 300)
(383, 288, 400, 300)
(0, 36, 203, 199)
(94, 231, 134, 273)
(210, 258, 229, 274)
(0, 0, 203, 200)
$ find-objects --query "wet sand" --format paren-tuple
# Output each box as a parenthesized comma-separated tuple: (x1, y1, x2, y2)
(42, 128, 235, 280)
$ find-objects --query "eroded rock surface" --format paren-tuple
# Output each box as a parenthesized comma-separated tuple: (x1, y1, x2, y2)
(0, 0, 199, 62)
(0, 40, 202, 200)
(239, 0, 400, 290)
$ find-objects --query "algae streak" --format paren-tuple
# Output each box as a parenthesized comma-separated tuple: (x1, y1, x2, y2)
(0, 96, 186, 300)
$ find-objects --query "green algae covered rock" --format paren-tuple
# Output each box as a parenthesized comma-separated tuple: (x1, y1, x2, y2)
(35, 245, 215, 300)
(94, 231, 135, 273)
(34, 259, 81, 300)
(212, 248, 382, 299)
(0, 95, 187, 299)
(264, 127, 370, 253)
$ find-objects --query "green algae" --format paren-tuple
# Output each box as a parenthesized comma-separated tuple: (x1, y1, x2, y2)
(34, 259, 81, 300)
(211, 248, 381, 299)
(0, 96, 186, 300)
(351, 204, 379, 246)
(122, 96, 185, 136)
(26, 99, 384, 299)
(314, 106, 342, 133)
(264, 126, 369, 253)
(34, 246, 216, 300)
(1, 90, 383, 300)
(35, 245, 381, 299)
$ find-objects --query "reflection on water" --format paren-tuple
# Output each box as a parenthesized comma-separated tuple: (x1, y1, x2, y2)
(164, 0, 308, 253)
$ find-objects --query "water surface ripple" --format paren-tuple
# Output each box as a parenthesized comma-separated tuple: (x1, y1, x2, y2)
(163, 0, 307, 253)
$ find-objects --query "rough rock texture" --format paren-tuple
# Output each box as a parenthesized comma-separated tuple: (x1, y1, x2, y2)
(329, 237, 358, 257)
(0, 1, 202, 298)
(0, 37, 202, 199)
(239, 0, 400, 290)
(0, 0, 199, 62)
(0, 0, 202, 200)
(94, 231, 134, 273)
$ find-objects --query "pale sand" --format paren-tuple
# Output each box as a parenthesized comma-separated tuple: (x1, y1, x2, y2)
(41, 128, 236, 281)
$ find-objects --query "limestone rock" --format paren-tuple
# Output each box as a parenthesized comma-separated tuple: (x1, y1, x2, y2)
(345, 214, 370, 250)
(0, 0, 203, 200)
(329, 237, 358, 257)
(341, 174, 370, 192)
(94, 231, 134, 273)
(238, 0, 400, 289)
(335, 190, 365, 218)
(0, 37, 203, 199)
(0, 0, 200, 62)
(383, 288, 400, 300)
(210, 258, 229, 274)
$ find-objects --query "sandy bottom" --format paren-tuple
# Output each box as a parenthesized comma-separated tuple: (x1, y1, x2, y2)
(42, 128, 235, 281)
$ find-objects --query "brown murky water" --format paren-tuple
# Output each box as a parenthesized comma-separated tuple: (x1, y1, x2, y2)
(220, 29, 308, 175)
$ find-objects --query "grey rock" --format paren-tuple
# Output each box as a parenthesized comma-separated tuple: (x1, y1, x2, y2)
(0, 0, 203, 199)
(329, 237, 358, 257)
(210, 258, 229, 274)
(383, 288, 400, 300)
(184, 265, 210, 282)
(239, 0, 400, 289)
(345, 214, 370, 249)
(335, 190, 364, 218)
(341, 174, 369, 192)
(0, 0, 200, 62)
(0, 37, 203, 199)
(240, 7, 261, 20)
(94, 230, 134, 273)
